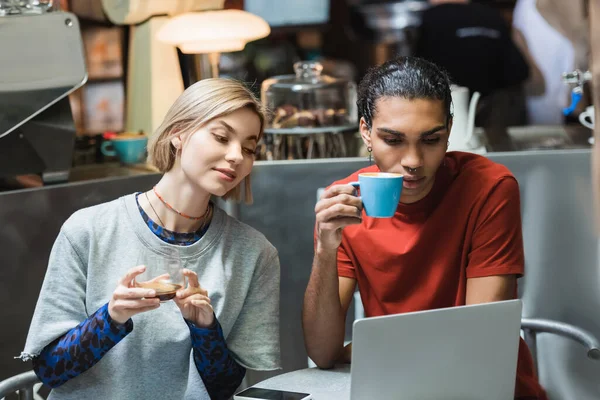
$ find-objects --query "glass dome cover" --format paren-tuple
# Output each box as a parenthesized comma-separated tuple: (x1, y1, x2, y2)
(0, 0, 55, 16)
(261, 61, 357, 132)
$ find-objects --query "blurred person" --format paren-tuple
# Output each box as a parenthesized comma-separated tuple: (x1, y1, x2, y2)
(512, 0, 588, 125)
(415, 0, 530, 132)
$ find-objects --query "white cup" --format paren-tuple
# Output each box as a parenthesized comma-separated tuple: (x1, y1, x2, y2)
(579, 105, 595, 129)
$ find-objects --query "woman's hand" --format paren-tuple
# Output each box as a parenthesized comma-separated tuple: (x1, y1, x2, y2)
(174, 269, 215, 328)
(108, 265, 161, 324)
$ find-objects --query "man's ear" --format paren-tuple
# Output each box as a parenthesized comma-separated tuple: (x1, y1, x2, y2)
(360, 117, 371, 149)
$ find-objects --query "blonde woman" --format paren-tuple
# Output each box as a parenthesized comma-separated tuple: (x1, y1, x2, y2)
(20, 79, 280, 400)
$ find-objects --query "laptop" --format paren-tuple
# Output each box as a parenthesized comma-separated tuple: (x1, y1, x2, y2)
(350, 299, 523, 400)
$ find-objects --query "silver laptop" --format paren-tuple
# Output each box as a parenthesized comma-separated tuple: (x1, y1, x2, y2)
(350, 299, 523, 400)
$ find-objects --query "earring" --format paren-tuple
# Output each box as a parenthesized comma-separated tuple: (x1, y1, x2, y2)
(367, 146, 372, 165)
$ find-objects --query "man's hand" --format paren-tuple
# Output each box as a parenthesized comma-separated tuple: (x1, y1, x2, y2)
(315, 184, 363, 252)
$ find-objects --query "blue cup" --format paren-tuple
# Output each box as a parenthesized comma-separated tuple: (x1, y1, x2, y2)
(101, 136, 148, 164)
(350, 172, 404, 218)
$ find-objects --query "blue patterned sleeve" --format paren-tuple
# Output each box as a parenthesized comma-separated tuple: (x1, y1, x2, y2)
(32, 302, 132, 388)
(186, 318, 247, 400)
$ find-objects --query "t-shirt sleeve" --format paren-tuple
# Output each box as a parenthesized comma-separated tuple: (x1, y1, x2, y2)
(466, 177, 525, 279)
(337, 239, 357, 279)
(22, 228, 90, 358)
(32, 303, 132, 388)
(313, 222, 357, 279)
(225, 247, 281, 371)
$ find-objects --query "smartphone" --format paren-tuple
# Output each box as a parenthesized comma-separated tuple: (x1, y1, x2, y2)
(233, 387, 312, 400)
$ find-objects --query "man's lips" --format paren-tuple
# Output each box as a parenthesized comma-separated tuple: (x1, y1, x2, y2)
(403, 175, 423, 182)
(403, 176, 425, 189)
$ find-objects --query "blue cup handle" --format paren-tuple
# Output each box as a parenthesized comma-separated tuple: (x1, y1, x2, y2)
(101, 141, 117, 157)
(349, 181, 360, 196)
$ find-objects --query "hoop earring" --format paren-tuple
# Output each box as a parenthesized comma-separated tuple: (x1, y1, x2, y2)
(367, 146, 372, 165)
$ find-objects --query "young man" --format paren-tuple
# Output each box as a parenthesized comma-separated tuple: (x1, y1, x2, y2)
(302, 56, 547, 400)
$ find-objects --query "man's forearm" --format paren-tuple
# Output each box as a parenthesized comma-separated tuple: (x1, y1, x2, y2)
(302, 247, 346, 368)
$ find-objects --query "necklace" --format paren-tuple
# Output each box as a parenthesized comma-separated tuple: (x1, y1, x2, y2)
(153, 186, 211, 220)
(145, 191, 165, 227)
(145, 190, 213, 234)
(197, 203, 213, 233)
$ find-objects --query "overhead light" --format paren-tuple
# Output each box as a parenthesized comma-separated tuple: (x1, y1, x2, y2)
(156, 9, 270, 54)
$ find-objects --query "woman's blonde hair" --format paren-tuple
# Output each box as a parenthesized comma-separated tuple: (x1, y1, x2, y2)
(147, 78, 265, 204)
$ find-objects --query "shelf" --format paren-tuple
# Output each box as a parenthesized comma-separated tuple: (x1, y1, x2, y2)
(264, 124, 358, 135)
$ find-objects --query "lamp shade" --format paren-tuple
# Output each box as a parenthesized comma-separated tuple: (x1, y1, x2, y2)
(156, 9, 270, 54)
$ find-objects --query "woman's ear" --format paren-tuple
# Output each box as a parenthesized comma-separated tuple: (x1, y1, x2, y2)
(170, 134, 182, 150)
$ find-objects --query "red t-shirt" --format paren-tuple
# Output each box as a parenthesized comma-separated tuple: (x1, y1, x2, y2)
(329, 152, 546, 400)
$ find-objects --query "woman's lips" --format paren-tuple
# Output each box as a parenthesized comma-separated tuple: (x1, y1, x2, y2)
(213, 168, 236, 182)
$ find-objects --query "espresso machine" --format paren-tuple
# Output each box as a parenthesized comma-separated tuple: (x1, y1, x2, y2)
(346, 0, 429, 65)
(0, 2, 87, 186)
(324, 0, 429, 81)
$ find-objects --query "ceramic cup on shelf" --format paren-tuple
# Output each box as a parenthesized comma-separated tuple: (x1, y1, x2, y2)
(579, 106, 595, 130)
(101, 132, 148, 164)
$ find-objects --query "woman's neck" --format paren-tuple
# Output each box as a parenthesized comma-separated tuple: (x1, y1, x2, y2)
(141, 170, 212, 233)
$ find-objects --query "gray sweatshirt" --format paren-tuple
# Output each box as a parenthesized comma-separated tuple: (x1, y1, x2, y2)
(23, 194, 281, 399)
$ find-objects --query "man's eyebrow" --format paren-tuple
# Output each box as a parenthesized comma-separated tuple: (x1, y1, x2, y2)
(420, 125, 447, 136)
(376, 125, 446, 137)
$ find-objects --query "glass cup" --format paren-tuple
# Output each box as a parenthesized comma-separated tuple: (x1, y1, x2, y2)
(135, 249, 185, 302)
